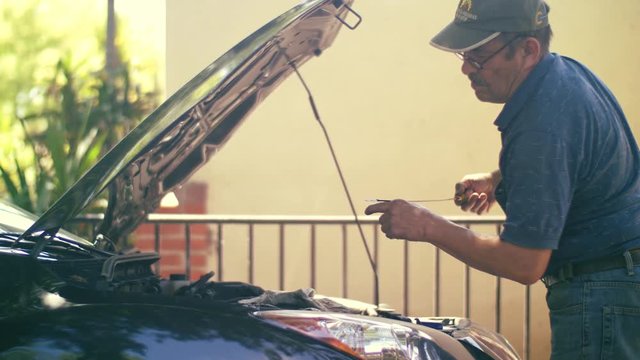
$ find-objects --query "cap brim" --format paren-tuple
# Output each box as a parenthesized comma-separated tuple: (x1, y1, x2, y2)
(430, 21, 500, 52)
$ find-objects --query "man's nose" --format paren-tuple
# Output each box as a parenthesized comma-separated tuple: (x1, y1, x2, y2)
(461, 59, 476, 76)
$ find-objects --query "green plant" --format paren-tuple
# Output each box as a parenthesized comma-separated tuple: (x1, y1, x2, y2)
(0, 58, 157, 214)
(0, 0, 105, 148)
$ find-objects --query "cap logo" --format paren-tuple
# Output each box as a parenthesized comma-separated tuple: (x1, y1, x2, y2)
(455, 0, 477, 21)
(459, 0, 473, 12)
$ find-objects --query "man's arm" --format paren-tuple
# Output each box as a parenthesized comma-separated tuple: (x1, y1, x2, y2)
(365, 200, 551, 285)
(429, 217, 551, 284)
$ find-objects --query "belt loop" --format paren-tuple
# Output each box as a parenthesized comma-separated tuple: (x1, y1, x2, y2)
(623, 250, 635, 276)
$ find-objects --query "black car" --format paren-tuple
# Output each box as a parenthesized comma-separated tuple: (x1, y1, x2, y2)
(0, 1, 519, 359)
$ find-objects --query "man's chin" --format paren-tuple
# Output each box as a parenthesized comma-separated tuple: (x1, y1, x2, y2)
(473, 88, 504, 104)
(473, 88, 490, 102)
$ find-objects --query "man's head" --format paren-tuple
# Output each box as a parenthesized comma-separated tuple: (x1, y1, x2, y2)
(431, 0, 552, 103)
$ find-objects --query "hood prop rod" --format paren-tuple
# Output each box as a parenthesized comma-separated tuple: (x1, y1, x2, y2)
(286, 54, 380, 307)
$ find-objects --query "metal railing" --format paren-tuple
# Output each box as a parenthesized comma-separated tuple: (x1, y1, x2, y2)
(75, 213, 542, 359)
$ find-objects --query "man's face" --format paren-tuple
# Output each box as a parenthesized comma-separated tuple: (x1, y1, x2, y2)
(459, 36, 528, 104)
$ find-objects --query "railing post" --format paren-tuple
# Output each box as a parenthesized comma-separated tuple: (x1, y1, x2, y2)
(217, 223, 223, 281)
(495, 223, 502, 333)
(279, 223, 285, 291)
(403, 240, 409, 315)
(463, 224, 471, 318)
(310, 224, 316, 290)
(496, 276, 502, 333)
(464, 264, 470, 318)
(248, 223, 254, 284)
(373, 224, 380, 306)
(434, 247, 441, 317)
(525, 284, 531, 360)
(154, 223, 160, 274)
(342, 224, 348, 299)
(185, 224, 191, 279)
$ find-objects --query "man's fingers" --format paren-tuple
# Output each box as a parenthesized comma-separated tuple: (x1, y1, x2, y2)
(459, 192, 475, 211)
(469, 193, 487, 213)
(454, 182, 468, 205)
(364, 201, 391, 215)
(463, 192, 489, 212)
(478, 203, 489, 215)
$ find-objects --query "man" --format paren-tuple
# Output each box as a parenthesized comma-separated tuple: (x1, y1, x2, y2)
(364, 0, 640, 358)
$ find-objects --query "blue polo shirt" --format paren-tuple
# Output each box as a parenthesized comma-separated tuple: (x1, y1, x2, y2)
(493, 53, 640, 275)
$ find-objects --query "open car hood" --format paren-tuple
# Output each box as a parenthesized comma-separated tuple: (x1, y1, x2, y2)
(21, 0, 360, 250)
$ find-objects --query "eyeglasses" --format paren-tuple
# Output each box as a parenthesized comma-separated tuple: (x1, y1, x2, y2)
(455, 36, 523, 70)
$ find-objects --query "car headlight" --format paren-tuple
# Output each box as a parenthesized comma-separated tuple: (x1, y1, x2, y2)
(254, 310, 471, 360)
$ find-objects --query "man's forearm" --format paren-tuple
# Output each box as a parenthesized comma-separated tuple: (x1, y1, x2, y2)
(428, 221, 550, 285)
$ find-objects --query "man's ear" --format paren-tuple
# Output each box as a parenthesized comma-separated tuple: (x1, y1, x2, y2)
(522, 37, 542, 67)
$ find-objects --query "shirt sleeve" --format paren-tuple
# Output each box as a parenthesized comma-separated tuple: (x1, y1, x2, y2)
(498, 130, 574, 249)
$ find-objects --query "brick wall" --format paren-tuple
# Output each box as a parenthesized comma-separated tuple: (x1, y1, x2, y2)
(133, 182, 213, 281)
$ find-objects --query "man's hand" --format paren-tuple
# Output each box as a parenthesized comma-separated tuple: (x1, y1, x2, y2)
(364, 199, 447, 242)
(455, 170, 501, 214)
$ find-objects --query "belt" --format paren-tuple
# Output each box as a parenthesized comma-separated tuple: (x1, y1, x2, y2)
(541, 248, 640, 287)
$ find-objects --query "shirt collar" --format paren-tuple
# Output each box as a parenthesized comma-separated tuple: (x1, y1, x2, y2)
(493, 53, 556, 132)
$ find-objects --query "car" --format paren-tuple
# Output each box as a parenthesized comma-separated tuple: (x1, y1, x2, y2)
(0, 0, 520, 359)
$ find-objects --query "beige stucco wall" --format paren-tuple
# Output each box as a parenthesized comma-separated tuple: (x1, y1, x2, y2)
(167, 0, 640, 215)
(165, 1, 640, 358)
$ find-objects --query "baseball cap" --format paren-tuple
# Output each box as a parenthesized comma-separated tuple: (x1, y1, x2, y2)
(430, 0, 549, 52)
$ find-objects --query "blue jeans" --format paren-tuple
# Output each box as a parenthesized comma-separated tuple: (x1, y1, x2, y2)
(546, 261, 640, 359)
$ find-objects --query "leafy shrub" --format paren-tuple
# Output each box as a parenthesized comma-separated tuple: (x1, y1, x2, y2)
(0, 59, 157, 214)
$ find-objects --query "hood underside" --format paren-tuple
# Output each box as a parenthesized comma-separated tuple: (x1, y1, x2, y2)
(22, 0, 359, 250)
